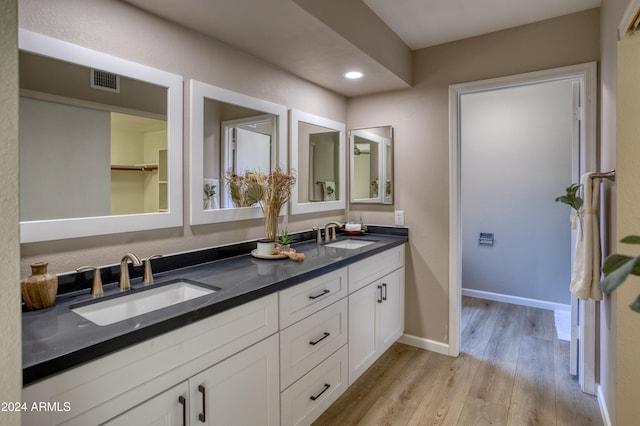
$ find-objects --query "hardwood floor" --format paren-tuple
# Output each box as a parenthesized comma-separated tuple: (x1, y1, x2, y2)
(313, 297, 603, 426)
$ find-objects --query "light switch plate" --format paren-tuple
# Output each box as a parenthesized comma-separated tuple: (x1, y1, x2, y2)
(394, 211, 405, 226)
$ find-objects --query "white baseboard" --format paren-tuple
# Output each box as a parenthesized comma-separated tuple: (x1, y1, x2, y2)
(462, 288, 571, 312)
(398, 333, 451, 356)
(597, 384, 613, 426)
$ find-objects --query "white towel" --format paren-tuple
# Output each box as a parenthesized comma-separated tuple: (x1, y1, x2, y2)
(322, 181, 336, 201)
(569, 173, 602, 301)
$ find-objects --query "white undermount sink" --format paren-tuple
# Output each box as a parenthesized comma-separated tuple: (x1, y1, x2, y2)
(325, 239, 375, 250)
(71, 280, 216, 326)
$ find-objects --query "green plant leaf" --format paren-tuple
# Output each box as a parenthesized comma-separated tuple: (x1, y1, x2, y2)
(555, 183, 583, 211)
(630, 295, 640, 313)
(620, 235, 640, 245)
(600, 256, 640, 293)
(603, 253, 640, 276)
(603, 253, 634, 274)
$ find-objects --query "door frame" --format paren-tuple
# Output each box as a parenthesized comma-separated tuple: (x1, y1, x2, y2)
(448, 62, 597, 391)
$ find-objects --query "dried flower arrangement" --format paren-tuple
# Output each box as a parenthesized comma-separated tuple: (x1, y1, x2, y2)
(261, 167, 296, 240)
(225, 170, 265, 208)
(225, 167, 296, 240)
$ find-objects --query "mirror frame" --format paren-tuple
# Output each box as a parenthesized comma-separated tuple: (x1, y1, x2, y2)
(349, 126, 394, 204)
(290, 109, 346, 215)
(189, 80, 287, 225)
(18, 29, 183, 243)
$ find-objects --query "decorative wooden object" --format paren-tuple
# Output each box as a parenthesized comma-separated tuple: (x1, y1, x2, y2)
(21, 261, 58, 310)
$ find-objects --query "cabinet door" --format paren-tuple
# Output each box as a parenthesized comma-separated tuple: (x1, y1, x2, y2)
(190, 334, 280, 426)
(378, 267, 405, 353)
(348, 281, 380, 385)
(103, 381, 189, 426)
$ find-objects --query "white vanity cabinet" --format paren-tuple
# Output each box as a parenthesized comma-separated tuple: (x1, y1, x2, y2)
(348, 245, 405, 385)
(105, 335, 279, 426)
(22, 293, 279, 426)
(22, 242, 406, 426)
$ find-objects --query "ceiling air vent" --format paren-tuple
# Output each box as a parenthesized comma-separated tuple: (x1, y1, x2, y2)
(90, 69, 120, 93)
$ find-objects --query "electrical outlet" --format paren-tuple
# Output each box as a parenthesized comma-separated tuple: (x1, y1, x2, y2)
(394, 211, 405, 226)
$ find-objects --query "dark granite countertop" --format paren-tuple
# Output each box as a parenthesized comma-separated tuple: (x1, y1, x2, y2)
(22, 227, 408, 385)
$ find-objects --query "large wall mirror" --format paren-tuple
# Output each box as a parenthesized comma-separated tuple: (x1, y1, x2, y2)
(18, 29, 183, 243)
(189, 80, 286, 225)
(290, 109, 346, 214)
(350, 126, 394, 204)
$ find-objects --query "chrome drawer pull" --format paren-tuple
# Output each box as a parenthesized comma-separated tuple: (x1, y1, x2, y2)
(309, 332, 330, 346)
(308, 289, 330, 300)
(310, 383, 331, 401)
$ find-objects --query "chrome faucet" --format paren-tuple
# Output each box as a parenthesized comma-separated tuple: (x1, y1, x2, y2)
(119, 253, 142, 290)
(323, 221, 343, 242)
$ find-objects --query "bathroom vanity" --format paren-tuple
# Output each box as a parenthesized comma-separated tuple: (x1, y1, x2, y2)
(22, 230, 406, 425)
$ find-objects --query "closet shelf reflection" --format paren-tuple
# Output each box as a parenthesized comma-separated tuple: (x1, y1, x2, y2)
(110, 164, 159, 172)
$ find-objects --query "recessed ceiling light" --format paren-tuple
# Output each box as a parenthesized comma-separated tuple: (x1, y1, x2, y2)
(344, 71, 364, 79)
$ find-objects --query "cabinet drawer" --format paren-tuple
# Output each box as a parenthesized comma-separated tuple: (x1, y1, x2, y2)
(279, 267, 347, 328)
(281, 345, 348, 426)
(280, 298, 348, 390)
(348, 244, 404, 293)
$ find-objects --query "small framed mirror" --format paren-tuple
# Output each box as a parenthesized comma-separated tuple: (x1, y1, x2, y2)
(18, 29, 183, 243)
(290, 109, 346, 214)
(350, 126, 394, 204)
(189, 80, 286, 225)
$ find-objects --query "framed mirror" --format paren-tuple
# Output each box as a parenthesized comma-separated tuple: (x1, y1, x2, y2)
(18, 29, 183, 243)
(350, 126, 394, 204)
(290, 109, 346, 214)
(189, 80, 286, 225)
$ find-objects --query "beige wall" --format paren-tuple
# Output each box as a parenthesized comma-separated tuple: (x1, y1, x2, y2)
(0, 0, 21, 424)
(18, 0, 347, 276)
(349, 9, 600, 343)
(616, 27, 640, 426)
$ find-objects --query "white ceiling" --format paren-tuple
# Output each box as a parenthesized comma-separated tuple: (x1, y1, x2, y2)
(364, 0, 601, 50)
(123, 0, 601, 97)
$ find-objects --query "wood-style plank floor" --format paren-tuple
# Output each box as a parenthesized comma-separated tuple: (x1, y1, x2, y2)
(313, 297, 603, 426)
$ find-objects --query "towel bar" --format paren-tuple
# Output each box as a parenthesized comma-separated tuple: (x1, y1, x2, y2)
(590, 170, 615, 182)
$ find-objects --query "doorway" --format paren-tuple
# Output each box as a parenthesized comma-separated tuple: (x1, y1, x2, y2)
(449, 63, 597, 392)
